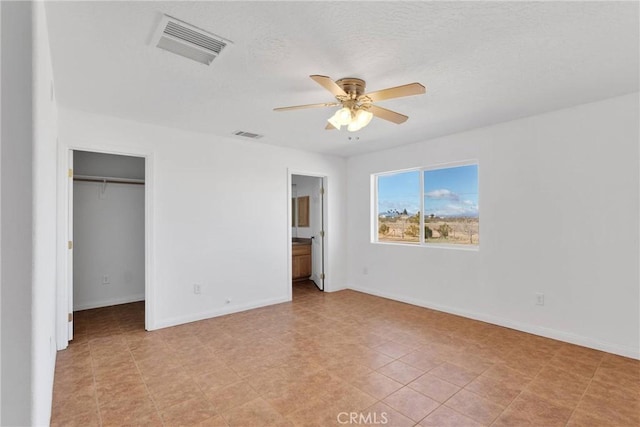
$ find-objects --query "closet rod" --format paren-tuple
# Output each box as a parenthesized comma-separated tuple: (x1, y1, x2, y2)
(73, 175, 145, 185)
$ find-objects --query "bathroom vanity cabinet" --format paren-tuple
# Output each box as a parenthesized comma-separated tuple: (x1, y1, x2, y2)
(292, 240, 312, 281)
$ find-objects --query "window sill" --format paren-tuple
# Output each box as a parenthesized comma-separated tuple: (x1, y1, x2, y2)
(371, 241, 480, 251)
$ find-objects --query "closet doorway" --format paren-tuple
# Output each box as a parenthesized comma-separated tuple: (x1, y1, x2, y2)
(68, 150, 146, 340)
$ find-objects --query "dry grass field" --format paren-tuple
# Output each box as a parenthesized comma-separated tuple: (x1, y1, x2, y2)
(378, 216, 479, 245)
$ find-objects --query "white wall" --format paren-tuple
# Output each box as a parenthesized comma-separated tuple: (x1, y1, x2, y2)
(347, 93, 640, 359)
(1, 2, 34, 425)
(32, 2, 59, 424)
(73, 180, 145, 310)
(57, 107, 348, 333)
(0, 3, 3, 423)
(74, 150, 144, 179)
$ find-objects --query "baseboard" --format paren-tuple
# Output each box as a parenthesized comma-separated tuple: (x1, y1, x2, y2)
(74, 294, 145, 311)
(152, 295, 291, 330)
(348, 285, 640, 360)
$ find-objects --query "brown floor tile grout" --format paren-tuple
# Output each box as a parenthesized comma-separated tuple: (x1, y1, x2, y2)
(88, 346, 104, 427)
(485, 361, 545, 426)
(561, 355, 604, 427)
(125, 339, 167, 427)
(484, 352, 579, 426)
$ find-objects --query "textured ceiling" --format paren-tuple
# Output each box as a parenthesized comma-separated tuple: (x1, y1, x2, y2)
(45, 1, 639, 157)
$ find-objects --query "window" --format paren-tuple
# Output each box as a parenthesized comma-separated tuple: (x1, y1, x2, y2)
(376, 170, 420, 244)
(375, 163, 479, 247)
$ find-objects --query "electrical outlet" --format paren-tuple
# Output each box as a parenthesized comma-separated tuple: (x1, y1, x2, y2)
(225, 298, 232, 304)
(536, 293, 545, 306)
(193, 284, 201, 294)
(102, 275, 110, 285)
(363, 267, 368, 275)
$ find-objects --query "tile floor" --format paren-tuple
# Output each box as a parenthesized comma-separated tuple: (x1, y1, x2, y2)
(52, 281, 639, 426)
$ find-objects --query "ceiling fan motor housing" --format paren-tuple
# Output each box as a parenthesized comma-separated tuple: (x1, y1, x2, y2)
(336, 78, 366, 98)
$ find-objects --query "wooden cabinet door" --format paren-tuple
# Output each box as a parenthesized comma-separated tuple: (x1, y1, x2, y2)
(292, 246, 312, 280)
(292, 255, 303, 280)
(298, 254, 311, 278)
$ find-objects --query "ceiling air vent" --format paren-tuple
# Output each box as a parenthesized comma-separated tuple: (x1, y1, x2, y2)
(153, 14, 231, 65)
(232, 130, 264, 140)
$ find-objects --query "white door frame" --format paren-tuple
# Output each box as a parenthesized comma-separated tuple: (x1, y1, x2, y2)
(66, 150, 74, 340)
(287, 169, 328, 297)
(56, 144, 155, 350)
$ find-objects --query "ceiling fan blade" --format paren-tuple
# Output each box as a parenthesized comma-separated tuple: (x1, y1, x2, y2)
(363, 83, 426, 102)
(310, 75, 347, 97)
(325, 122, 337, 130)
(369, 105, 409, 124)
(273, 102, 340, 112)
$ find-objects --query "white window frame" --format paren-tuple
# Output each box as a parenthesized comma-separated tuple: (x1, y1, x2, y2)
(372, 160, 479, 250)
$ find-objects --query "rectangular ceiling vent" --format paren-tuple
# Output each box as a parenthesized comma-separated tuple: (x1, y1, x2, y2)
(232, 130, 264, 140)
(153, 14, 232, 66)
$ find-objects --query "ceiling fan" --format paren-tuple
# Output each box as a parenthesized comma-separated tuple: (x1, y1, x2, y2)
(274, 75, 426, 132)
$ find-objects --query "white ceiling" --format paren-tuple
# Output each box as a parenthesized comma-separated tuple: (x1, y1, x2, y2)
(45, 1, 639, 157)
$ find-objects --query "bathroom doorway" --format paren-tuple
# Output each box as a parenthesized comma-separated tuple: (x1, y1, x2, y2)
(291, 173, 325, 292)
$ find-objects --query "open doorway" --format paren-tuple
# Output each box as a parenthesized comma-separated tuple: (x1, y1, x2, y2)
(68, 150, 146, 341)
(291, 174, 325, 296)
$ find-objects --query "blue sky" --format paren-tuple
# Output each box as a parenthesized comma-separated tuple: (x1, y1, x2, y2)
(377, 170, 420, 214)
(378, 165, 478, 217)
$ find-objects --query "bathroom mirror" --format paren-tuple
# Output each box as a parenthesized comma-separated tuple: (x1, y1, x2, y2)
(297, 196, 309, 227)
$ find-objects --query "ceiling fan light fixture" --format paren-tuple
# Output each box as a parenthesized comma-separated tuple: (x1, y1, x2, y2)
(328, 107, 354, 129)
(336, 107, 353, 125)
(329, 107, 375, 132)
(327, 113, 342, 129)
(347, 109, 373, 132)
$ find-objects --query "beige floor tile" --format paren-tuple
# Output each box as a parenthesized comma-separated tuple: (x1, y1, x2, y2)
(377, 360, 424, 384)
(429, 363, 479, 387)
(444, 389, 504, 425)
(223, 397, 291, 427)
(363, 401, 415, 427)
(197, 414, 230, 426)
(352, 371, 404, 400)
(463, 374, 524, 407)
(51, 292, 640, 427)
(374, 340, 415, 359)
(147, 375, 205, 409)
(99, 394, 157, 425)
(204, 380, 260, 415)
(50, 409, 101, 427)
(160, 396, 219, 426)
(408, 373, 460, 403)
(265, 383, 325, 416)
(524, 365, 590, 409)
(575, 379, 640, 426)
(383, 386, 440, 421)
(326, 383, 377, 412)
(420, 405, 485, 427)
(492, 391, 573, 427)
